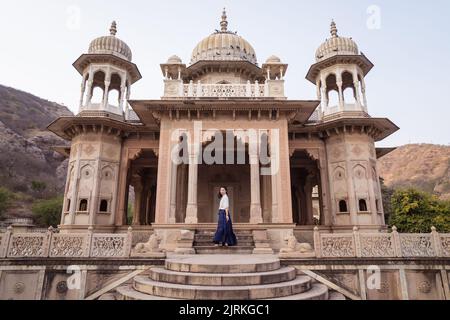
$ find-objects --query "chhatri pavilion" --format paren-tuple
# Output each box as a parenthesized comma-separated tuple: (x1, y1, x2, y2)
(48, 10, 399, 251)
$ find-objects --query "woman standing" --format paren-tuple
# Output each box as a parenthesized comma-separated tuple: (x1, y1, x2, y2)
(213, 187, 237, 247)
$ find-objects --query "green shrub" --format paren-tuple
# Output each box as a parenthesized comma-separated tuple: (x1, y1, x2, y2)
(0, 187, 14, 218)
(389, 188, 450, 233)
(32, 196, 63, 227)
(31, 180, 47, 198)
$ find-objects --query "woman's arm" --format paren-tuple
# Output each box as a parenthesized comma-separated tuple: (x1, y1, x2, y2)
(225, 196, 230, 221)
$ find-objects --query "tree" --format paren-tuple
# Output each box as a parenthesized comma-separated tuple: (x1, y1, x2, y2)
(0, 187, 14, 219)
(31, 180, 47, 198)
(32, 196, 63, 227)
(389, 188, 450, 233)
(380, 178, 394, 223)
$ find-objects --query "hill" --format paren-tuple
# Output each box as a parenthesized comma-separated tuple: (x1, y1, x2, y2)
(0, 84, 73, 218)
(378, 144, 450, 200)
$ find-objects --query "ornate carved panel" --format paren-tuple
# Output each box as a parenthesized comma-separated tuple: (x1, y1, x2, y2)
(320, 234, 356, 257)
(400, 234, 435, 257)
(359, 234, 395, 257)
(7, 234, 50, 258)
(440, 235, 450, 257)
(49, 233, 90, 258)
(90, 234, 129, 258)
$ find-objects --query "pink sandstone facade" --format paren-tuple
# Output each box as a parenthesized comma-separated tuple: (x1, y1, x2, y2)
(1, 11, 450, 302)
(48, 13, 399, 251)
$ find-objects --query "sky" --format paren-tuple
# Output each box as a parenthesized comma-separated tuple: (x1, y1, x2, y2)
(0, 0, 449, 147)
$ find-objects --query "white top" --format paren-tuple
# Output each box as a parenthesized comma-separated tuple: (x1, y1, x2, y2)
(219, 194, 229, 210)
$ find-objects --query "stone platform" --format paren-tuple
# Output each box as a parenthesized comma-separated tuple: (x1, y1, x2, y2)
(116, 255, 332, 300)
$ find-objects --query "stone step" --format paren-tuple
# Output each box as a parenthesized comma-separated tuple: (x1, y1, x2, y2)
(328, 291, 347, 300)
(165, 255, 280, 273)
(133, 275, 312, 300)
(194, 241, 255, 247)
(117, 282, 329, 301)
(196, 230, 253, 235)
(116, 285, 178, 300)
(149, 266, 297, 286)
(194, 240, 255, 246)
(195, 247, 254, 254)
(194, 233, 253, 241)
(264, 283, 329, 300)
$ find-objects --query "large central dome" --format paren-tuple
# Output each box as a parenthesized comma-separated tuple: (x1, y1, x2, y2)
(190, 10, 258, 66)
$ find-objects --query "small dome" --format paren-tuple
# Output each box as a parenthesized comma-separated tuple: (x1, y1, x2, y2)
(88, 21, 133, 61)
(266, 55, 281, 63)
(167, 55, 182, 64)
(315, 21, 359, 62)
(190, 9, 257, 66)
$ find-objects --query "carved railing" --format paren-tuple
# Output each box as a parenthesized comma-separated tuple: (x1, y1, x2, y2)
(314, 226, 450, 259)
(1, 225, 449, 259)
(0, 226, 134, 259)
(183, 82, 267, 98)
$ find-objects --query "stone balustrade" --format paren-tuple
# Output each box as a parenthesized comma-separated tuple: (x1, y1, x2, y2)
(313, 226, 450, 259)
(0, 226, 134, 259)
(1, 226, 449, 259)
(183, 82, 267, 98)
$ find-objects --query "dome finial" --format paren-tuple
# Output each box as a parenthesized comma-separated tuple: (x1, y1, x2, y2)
(220, 8, 228, 32)
(330, 19, 338, 38)
(110, 21, 117, 36)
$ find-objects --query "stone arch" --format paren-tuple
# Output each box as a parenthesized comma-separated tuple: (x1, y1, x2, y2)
(101, 165, 114, 180)
(342, 71, 356, 104)
(333, 166, 346, 180)
(108, 73, 122, 106)
(359, 199, 368, 212)
(339, 199, 348, 213)
(353, 164, 367, 179)
(80, 164, 94, 179)
(90, 71, 106, 104)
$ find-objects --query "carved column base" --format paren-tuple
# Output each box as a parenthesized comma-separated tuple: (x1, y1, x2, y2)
(168, 216, 176, 224)
(185, 205, 198, 224)
(250, 205, 263, 224)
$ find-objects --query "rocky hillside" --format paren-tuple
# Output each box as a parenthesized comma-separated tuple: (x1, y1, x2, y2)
(378, 144, 450, 200)
(0, 84, 73, 217)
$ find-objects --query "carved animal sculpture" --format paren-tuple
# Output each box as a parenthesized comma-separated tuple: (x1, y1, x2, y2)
(280, 236, 314, 253)
(134, 234, 163, 253)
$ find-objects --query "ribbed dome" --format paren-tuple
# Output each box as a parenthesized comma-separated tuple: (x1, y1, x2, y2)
(167, 55, 182, 64)
(88, 21, 132, 61)
(266, 55, 281, 63)
(315, 21, 359, 62)
(190, 10, 257, 65)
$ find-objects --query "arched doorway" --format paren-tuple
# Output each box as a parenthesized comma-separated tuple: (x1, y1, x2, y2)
(290, 150, 323, 225)
(125, 149, 158, 225)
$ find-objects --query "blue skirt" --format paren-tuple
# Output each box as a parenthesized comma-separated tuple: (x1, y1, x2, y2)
(213, 209, 237, 246)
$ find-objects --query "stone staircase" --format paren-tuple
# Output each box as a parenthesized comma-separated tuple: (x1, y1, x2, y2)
(116, 255, 338, 300)
(193, 230, 255, 254)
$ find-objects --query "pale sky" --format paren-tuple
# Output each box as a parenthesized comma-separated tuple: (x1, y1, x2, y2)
(0, 0, 449, 147)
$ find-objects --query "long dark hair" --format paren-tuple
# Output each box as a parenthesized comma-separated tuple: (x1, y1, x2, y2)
(217, 186, 228, 199)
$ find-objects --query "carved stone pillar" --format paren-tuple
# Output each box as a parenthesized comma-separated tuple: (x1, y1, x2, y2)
(185, 150, 199, 224)
(79, 79, 86, 112)
(168, 161, 178, 224)
(132, 175, 143, 226)
(304, 173, 315, 225)
(88, 159, 102, 225)
(337, 80, 344, 111)
(68, 145, 83, 224)
(261, 173, 271, 223)
(103, 78, 111, 108)
(249, 153, 263, 224)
